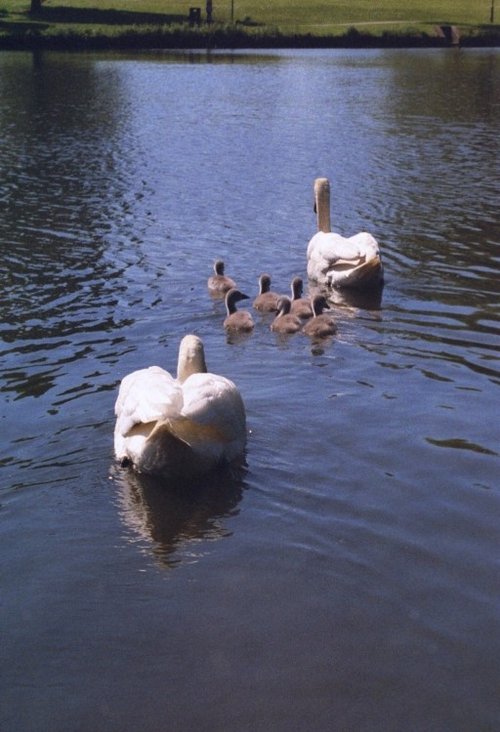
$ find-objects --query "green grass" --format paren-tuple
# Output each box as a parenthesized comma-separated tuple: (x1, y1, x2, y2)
(0, 0, 498, 48)
(212, 0, 493, 31)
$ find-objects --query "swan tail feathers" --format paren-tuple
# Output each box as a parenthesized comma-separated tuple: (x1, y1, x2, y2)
(133, 417, 233, 478)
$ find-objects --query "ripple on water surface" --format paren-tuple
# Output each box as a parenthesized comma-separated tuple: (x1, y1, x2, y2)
(0, 48, 499, 732)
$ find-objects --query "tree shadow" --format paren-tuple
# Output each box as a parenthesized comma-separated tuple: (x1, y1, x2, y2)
(30, 5, 186, 25)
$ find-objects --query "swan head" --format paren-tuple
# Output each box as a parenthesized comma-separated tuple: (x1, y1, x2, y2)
(177, 334, 207, 383)
(291, 276, 303, 299)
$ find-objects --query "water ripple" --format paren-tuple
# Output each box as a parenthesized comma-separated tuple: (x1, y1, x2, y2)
(1, 49, 499, 732)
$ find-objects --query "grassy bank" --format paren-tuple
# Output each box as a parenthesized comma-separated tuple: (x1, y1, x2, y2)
(1, 0, 499, 49)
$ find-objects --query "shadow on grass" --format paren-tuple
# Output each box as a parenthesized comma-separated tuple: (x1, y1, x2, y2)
(30, 5, 186, 25)
(0, 19, 50, 30)
(1, 11, 498, 50)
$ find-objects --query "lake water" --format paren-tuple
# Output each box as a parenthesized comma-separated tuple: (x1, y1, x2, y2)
(1, 47, 499, 731)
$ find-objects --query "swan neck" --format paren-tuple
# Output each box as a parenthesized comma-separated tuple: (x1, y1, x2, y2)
(315, 178, 331, 233)
(177, 336, 207, 383)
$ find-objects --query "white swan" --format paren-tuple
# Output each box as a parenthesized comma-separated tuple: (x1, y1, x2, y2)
(307, 177, 383, 290)
(114, 334, 247, 480)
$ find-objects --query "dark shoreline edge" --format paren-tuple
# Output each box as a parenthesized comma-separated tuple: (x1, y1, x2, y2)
(1, 24, 499, 51)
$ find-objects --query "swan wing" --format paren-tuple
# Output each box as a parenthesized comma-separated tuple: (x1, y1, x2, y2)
(178, 372, 247, 463)
(308, 231, 379, 262)
(114, 365, 246, 476)
(344, 231, 380, 259)
(307, 231, 381, 286)
(114, 366, 182, 458)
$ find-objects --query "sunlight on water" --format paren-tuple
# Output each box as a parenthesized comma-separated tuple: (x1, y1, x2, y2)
(1, 48, 499, 732)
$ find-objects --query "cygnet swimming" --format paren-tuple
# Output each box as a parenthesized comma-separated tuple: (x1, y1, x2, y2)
(289, 276, 313, 319)
(207, 259, 237, 295)
(302, 295, 337, 338)
(270, 296, 303, 334)
(253, 273, 280, 312)
(224, 288, 255, 332)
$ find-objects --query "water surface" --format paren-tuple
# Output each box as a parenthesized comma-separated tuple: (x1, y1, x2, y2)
(1, 48, 499, 731)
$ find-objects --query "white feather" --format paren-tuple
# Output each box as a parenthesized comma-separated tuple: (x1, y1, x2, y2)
(113, 336, 246, 479)
(307, 178, 383, 289)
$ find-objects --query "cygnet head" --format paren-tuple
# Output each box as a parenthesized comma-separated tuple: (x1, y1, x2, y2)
(271, 296, 302, 334)
(291, 277, 303, 300)
(225, 288, 250, 314)
(258, 274, 272, 294)
(311, 294, 330, 316)
(276, 296, 292, 316)
(177, 334, 207, 383)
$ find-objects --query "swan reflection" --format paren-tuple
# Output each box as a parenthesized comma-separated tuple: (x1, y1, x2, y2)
(113, 463, 246, 568)
(324, 282, 384, 312)
(305, 283, 384, 354)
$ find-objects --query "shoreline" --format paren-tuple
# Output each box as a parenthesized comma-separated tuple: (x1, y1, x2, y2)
(1, 21, 499, 51)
